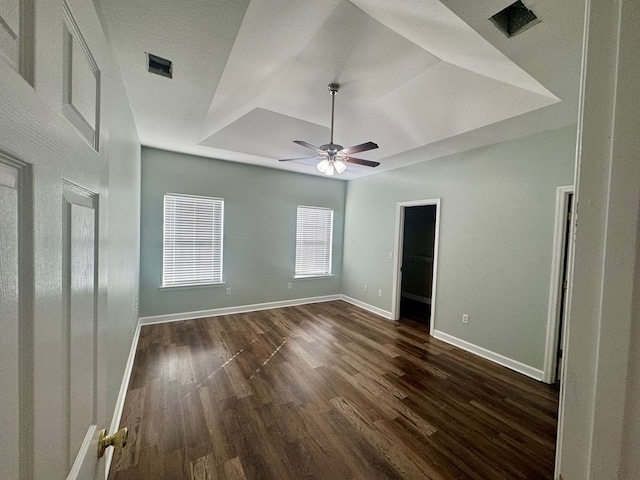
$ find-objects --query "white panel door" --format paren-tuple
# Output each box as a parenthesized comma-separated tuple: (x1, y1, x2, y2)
(0, 0, 111, 478)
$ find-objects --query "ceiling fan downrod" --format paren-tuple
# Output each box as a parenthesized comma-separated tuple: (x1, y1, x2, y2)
(328, 83, 339, 146)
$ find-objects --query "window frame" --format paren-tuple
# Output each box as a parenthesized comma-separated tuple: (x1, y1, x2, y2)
(294, 205, 334, 279)
(161, 192, 224, 288)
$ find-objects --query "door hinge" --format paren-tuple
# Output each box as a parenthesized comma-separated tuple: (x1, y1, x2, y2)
(563, 280, 568, 290)
(567, 211, 573, 221)
(558, 349, 563, 359)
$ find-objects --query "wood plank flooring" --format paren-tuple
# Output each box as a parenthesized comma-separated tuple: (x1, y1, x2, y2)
(109, 301, 559, 480)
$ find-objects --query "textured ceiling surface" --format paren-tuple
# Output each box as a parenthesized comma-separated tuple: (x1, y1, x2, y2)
(100, 0, 584, 179)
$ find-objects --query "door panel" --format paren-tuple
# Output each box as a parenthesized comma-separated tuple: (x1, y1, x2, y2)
(0, 160, 21, 480)
(0, 155, 32, 480)
(0, 0, 21, 70)
(63, 183, 101, 477)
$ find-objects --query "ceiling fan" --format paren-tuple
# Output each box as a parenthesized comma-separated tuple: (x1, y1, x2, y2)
(279, 83, 380, 176)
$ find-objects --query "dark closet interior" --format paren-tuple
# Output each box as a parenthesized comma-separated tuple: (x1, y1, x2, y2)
(400, 205, 436, 325)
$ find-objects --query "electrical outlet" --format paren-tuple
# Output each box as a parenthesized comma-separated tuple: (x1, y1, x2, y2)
(364, 285, 368, 292)
(462, 314, 469, 324)
(378, 289, 383, 297)
(226, 287, 231, 295)
(287, 282, 292, 290)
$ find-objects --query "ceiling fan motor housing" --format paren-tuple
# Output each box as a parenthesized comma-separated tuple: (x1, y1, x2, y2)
(320, 143, 344, 157)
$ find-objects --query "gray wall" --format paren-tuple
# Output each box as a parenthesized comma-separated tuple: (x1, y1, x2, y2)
(342, 126, 576, 370)
(139, 148, 346, 317)
(104, 66, 141, 411)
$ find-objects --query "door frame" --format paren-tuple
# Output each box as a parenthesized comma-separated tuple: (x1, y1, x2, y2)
(543, 185, 574, 384)
(391, 198, 441, 334)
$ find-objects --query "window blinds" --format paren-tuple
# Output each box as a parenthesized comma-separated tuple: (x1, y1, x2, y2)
(295, 206, 333, 277)
(162, 193, 223, 287)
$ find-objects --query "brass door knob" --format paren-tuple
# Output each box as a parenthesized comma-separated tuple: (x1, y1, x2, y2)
(97, 427, 128, 458)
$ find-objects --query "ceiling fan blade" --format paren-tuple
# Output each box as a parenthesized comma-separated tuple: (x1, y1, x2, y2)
(293, 140, 324, 154)
(279, 156, 324, 162)
(341, 141, 378, 156)
(345, 156, 380, 168)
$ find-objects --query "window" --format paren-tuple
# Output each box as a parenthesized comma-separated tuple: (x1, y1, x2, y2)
(162, 193, 223, 287)
(295, 206, 333, 277)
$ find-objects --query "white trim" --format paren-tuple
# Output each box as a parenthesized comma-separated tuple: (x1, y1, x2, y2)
(104, 321, 142, 478)
(138, 295, 341, 325)
(543, 186, 574, 384)
(432, 330, 544, 381)
(340, 295, 393, 320)
(555, 0, 591, 473)
(293, 274, 334, 280)
(391, 203, 404, 320)
(391, 198, 441, 336)
(66, 425, 98, 480)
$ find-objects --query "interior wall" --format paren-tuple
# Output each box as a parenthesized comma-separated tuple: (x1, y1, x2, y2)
(103, 68, 141, 412)
(139, 147, 346, 318)
(342, 125, 576, 371)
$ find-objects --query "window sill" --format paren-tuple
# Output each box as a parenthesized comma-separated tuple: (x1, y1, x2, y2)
(159, 282, 225, 290)
(294, 274, 334, 280)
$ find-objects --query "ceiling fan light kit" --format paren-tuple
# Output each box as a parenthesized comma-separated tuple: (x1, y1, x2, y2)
(316, 158, 346, 175)
(279, 83, 380, 176)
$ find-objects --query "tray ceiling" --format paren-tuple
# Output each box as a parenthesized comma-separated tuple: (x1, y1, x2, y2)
(100, 0, 583, 179)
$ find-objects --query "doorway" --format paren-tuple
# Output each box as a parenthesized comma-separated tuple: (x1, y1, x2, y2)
(555, 192, 573, 382)
(391, 199, 440, 333)
(543, 186, 574, 384)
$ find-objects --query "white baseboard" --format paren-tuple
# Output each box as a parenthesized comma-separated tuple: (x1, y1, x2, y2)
(340, 295, 393, 320)
(105, 320, 142, 478)
(432, 330, 544, 381)
(139, 294, 342, 325)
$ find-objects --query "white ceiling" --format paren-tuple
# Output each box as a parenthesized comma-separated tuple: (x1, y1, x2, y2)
(100, 0, 584, 179)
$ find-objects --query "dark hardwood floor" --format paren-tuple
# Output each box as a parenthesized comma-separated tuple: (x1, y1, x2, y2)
(109, 301, 559, 480)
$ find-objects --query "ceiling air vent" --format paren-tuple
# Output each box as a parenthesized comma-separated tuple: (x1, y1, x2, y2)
(490, 1, 540, 38)
(146, 53, 172, 78)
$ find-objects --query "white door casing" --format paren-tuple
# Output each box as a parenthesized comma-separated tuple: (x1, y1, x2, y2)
(391, 198, 441, 334)
(543, 185, 575, 384)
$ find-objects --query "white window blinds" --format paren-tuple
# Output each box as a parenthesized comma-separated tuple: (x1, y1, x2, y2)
(162, 193, 223, 287)
(295, 206, 333, 277)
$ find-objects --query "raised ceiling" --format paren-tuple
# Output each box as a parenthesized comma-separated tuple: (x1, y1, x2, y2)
(100, 0, 584, 179)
